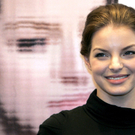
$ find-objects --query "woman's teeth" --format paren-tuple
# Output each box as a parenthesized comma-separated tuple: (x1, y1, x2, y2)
(107, 75, 128, 80)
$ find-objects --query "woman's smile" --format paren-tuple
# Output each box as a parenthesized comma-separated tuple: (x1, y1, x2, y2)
(86, 24, 135, 102)
(105, 74, 130, 84)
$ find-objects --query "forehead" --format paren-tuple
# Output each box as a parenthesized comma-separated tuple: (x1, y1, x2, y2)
(91, 25, 135, 50)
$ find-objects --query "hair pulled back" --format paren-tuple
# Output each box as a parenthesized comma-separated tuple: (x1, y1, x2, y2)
(81, 4, 135, 58)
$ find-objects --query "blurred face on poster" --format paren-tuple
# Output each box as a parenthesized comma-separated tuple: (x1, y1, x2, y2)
(0, 0, 106, 134)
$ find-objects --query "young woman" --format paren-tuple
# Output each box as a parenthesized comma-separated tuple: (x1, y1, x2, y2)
(37, 3, 135, 135)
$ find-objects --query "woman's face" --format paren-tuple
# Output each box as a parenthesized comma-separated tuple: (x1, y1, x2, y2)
(87, 25, 135, 102)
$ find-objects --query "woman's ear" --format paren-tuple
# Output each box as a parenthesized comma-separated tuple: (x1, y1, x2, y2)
(84, 57, 92, 71)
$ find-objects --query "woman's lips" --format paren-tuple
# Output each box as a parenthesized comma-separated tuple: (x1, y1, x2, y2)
(105, 74, 130, 84)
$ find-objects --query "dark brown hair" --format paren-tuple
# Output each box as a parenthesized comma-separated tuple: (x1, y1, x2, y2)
(81, 4, 135, 58)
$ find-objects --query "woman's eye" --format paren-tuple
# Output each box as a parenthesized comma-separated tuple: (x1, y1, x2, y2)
(124, 51, 135, 56)
(95, 53, 107, 57)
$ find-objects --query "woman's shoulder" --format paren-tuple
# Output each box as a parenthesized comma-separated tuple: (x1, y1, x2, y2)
(37, 105, 87, 135)
(43, 105, 85, 126)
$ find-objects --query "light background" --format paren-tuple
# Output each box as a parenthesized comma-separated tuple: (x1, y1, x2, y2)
(0, 0, 132, 134)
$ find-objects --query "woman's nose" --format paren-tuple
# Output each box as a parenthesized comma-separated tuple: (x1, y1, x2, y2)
(109, 56, 123, 72)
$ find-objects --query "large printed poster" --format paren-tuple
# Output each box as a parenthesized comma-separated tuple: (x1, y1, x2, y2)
(0, 0, 118, 134)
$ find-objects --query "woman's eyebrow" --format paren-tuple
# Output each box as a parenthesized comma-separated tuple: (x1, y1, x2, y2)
(93, 48, 108, 52)
(93, 45, 135, 52)
(122, 44, 135, 51)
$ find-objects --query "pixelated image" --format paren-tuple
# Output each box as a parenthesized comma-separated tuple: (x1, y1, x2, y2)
(0, 0, 120, 134)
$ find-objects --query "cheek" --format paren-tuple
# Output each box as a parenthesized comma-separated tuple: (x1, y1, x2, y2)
(126, 62, 135, 72)
(90, 60, 108, 75)
(123, 58, 135, 71)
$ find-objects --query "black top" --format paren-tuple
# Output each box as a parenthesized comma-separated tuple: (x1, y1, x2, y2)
(37, 90, 135, 135)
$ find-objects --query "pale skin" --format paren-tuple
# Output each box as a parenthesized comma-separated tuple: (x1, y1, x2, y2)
(85, 24, 135, 109)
